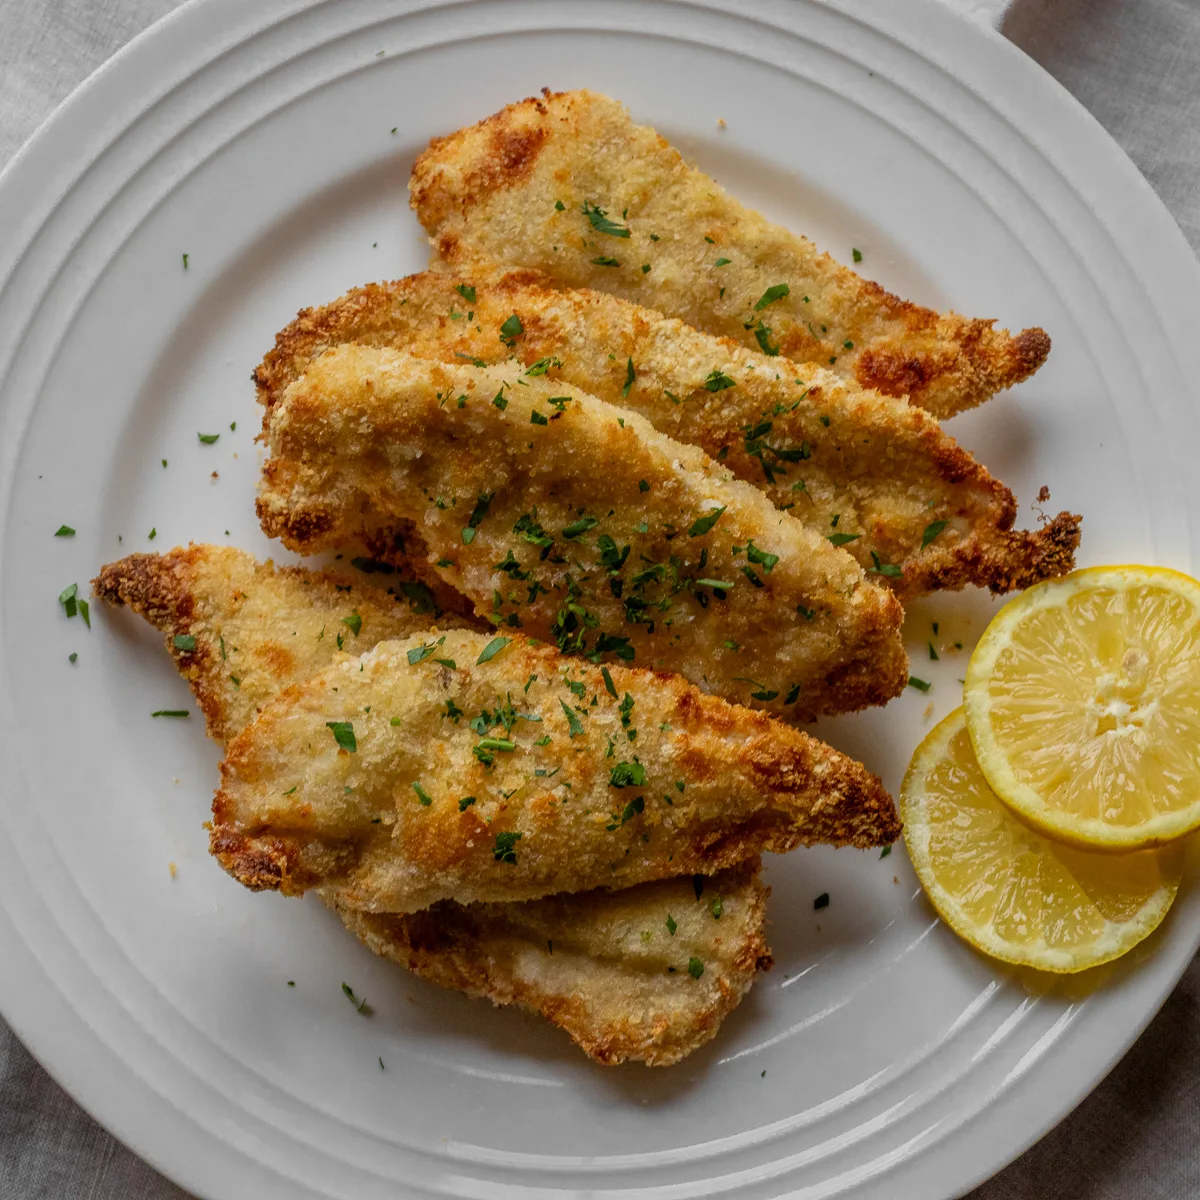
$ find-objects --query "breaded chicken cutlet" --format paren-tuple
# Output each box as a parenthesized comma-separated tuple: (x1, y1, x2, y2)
(212, 629, 899, 910)
(94, 546, 775, 1065)
(255, 272, 1080, 596)
(410, 89, 1051, 419)
(258, 345, 908, 721)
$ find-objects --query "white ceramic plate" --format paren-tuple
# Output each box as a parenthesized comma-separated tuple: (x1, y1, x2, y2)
(2, 2, 1199, 1197)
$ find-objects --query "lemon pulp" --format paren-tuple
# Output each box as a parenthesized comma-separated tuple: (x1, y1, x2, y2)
(965, 565, 1200, 850)
(902, 708, 1182, 972)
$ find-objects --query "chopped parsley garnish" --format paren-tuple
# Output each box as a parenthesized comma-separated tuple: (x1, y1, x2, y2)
(398, 581, 436, 613)
(459, 796, 476, 811)
(148, 528, 157, 540)
(499, 313, 524, 343)
(151, 710, 189, 718)
(827, 532, 862, 547)
(182, 253, 189, 269)
(326, 721, 357, 752)
(753, 321, 780, 356)
(714, 257, 732, 267)
(562, 515, 598, 539)
(754, 283, 790, 311)
(622, 357, 636, 398)
(797, 605, 816, 620)
(172, 634, 196, 652)
(341, 982, 370, 1013)
(526, 356, 562, 376)
(68, 652, 77, 664)
(880, 844, 893, 859)
(702, 369, 736, 392)
(710, 896, 723, 919)
(476, 636, 511, 664)
(559, 699, 585, 738)
(601, 667, 618, 698)
(582, 200, 630, 237)
(530, 409, 548, 425)
(514, 512, 554, 548)
(696, 578, 734, 591)
(54, 524, 75, 537)
(638, 479, 649, 493)
(609, 761, 647, 788)
(606, 795, 644, 830)
(922, 519, 948, 549)
(814, 892, 830, 910)
(554, 199, 565, 211)
(58, 582, 78, 618)
(591, 255, 621, 267)
(929, 642, 939, 661)
(492, 831, 523, 864)
(868, 552, 903, 578)
(412, 781, 433, 806)
(687, 957, 704, 979)
(688, 506, 726, 537)
(455, 283, 476, 304)
(852, 248, 863, 263)
(745, 540, 779, 573)
(666, 914, 677, 935)
(407, 636, 446, 665)
(784, 682, 802, 704)
(908, 676, 932, 693)
(341, 610, 362, 637)
(197, 432, 220, 444)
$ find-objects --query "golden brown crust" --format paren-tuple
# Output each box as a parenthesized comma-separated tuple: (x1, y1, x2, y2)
(337, 860, 772, 1067)
(409, 89, 1050, 418)
(210, 631, 899, 910)
(92, 545, 475, 743)
(252, 272, 1078, 597)
(257, 343, 908, 721)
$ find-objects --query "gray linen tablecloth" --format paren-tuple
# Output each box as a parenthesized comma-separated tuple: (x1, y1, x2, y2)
(1, 1, 1199, 1196)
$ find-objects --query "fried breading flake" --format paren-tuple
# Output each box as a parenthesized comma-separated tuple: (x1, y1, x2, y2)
(409, 89, 1051, 419)
(95, 547, 777, 1065)
(211, 630, 900, 909)
(337, 860, 771, 1067)
(91, 545, 465, 743)
(254, 272, 1080, 596)
(257, 344, 908, 720)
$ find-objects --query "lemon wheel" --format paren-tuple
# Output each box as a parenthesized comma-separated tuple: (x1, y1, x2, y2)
(965, 565, 1200, 851)
(902, 708, 1183, 972)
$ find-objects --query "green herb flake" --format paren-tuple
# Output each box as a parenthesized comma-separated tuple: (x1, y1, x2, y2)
(929, 642, 939, 662)
(499, 313, 524, 343)
(197, 432, 220, 445)
(493, 830, 523, 864)
(754, 283, 790, 311)
(827, 532, 862, 547)
(638, 479, 649, 493)
(68, 652, 78, 664)
(530, 409, 549, 425)
(666, 914, 677, 935)
(591, 255, 621, 267)
(476, 636, 511, 665)
(554, 199, 565, 211)
(151, 710, 189, 718)
(609, 761, 647, 788)
(525, 356, 563, 377)
(148, 528, 157, 541)
(412, 781, 433, 806)
(562, 515, 598, 539)
(687, 957, 705, 979)
(172, 634, 196, 652)
(58, 582, 78, 618)
(745, 540, 779, 573)
(340, 982, 370, 1014)
(601, 667, 618, 698)
(78, 599, 90, 628)
(921, 519, 948, 549)
(182, 253, 189, 269)
(868, 551, 904, 578)
(407, 636, 446, 665)
(459, 796, 477, 811)
(852, 248, 863, 263)
(688, 506, 726, 537)
(559, 699, 585, 738)
(622, 356, 636, 398)
(326, 721, 357, 752)
(908, 676, 932, 693)
(341, 610, 362, 637)
(581, 200, 631, 238)
(710, 896, 723, 919)
(54, 524, 75, 537)
(880, 844, 893, 860)
(814, 892, 830, 910)
(702, 369, 736, 392)
(714, 257, 732, 267)
(455, 283, 477, 304)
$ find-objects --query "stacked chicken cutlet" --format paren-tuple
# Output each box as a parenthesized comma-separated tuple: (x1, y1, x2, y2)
(95, 89, 1079, 1065)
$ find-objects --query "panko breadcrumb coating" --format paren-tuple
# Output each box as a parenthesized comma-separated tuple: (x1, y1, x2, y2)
(94, 546, 780, 1065)
(211, 630, 899, 910)
(254, 271, 1080, 596)
(257, 344, 908, 721)
(410, 89, 1050, 418)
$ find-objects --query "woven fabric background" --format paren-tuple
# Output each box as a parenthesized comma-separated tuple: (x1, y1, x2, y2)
(1, 1, 1198, 1196)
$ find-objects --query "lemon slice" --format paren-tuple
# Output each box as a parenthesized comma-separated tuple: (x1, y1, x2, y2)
(902, 708, 1182, 972)
(965, 565, 1200, 850)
